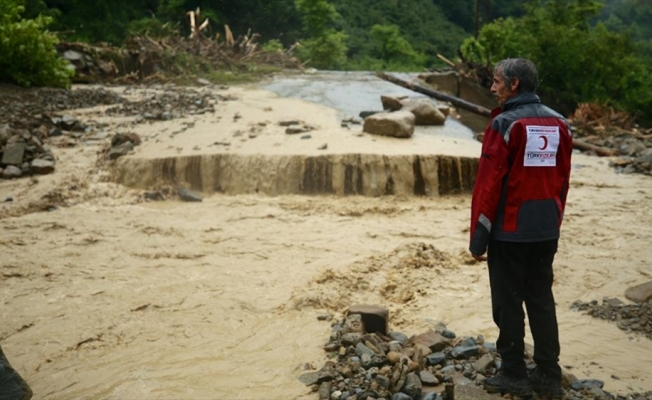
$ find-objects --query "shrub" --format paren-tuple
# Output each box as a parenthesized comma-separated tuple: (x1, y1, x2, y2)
(0, 0, 72, 88)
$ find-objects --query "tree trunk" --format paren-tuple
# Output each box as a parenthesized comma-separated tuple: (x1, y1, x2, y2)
(375, 72, 492, 117)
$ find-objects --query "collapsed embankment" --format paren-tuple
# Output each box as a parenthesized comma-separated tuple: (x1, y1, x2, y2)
(113, 153, 477, 197)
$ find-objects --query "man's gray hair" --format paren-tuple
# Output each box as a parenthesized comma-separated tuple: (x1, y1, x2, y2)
(495, 58, 538, 93)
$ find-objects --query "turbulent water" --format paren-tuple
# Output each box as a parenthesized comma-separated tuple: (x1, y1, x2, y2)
(1, 81, 651, 400)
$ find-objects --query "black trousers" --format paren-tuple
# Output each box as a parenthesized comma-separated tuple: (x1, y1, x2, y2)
(487, 239, 561, 379)
(0, 345, 32, 400)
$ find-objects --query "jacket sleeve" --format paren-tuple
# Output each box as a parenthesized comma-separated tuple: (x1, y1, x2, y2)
(469, 122, 511, 255)
(558, 121, 573, 221)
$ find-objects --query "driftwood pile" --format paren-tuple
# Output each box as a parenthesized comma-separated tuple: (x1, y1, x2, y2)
(58, 9, 302, 84)
(569, 103, 652, 175)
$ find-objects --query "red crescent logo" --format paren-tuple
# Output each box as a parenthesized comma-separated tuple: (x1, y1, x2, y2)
(539, 135, 548, 150)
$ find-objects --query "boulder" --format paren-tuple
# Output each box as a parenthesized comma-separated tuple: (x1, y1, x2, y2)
(381, 95, 408, 111)
(2, 165, 22, 179)
(30, 159, 55, 175)
(363, 111, 415, 138)
(2, 143, 25, 166)
(400, 99, 446, 126)
(625, 280, 652, 303)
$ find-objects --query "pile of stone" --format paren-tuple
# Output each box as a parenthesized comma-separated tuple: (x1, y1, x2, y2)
(300, 305, 639, 400)
(104, 87, 220, 121)
(0, 85, 124, 179)
(0, 83, 230, 179)
(571, 283, 652, 341)
(1, 124, 56, 179)
(572, 297, 652, 339)
(0, 85, 124, 129)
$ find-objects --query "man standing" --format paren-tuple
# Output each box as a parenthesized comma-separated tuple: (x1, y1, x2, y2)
(469, 58, 572, 399)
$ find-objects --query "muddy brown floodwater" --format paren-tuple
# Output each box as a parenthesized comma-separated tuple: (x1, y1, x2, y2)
(1, 78, 652, 399)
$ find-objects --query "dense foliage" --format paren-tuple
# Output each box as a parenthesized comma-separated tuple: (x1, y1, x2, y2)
(461, 0, 652, 122)
(0, 0, 72, 87)
(2, 0, 652, 123)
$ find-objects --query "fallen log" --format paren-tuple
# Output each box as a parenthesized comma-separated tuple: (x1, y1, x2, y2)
(572, 138, 616, 157)
(375, 71, 492, 117)
(376, 71, 619, 157)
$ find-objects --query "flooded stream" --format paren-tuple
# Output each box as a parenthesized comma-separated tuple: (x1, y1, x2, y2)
(262, 70, 477, 140)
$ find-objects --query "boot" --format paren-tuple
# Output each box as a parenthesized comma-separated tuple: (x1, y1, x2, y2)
(529, 367, 564, 399)
(484, 373, 533, 397)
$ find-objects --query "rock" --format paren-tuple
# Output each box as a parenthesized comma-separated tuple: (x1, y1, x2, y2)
(319, 381, 332, 400)
(279, 119, 301, 127)
(400, 99, 446, 126)
(419, 370, 439, 386)
(450, 345, 479, 360)
(299, 371, 321, 386)
(317, 313, 334, 321)
(62, 50, 83, 61)
(387, 351, 401, 364)
(426, 352, 446, 366)
(178, 188, 203, 202)
(341, 333, 362, 346)
(410, 330, 450, 352)
(437, 106, 451, 117)
(2, 165, 21, 179)
(197, 78, 211, 86)
(60, 114, 79, 131)
(144, 191, 164, 201)
(318, 143, 328, 150)
(389, 332, 409, 345)
(112, 133, 142, 147)
(286, 127, 309, 135)
(363, 111, 415, 139)
(391, 393, 413, 400)
(359, 111, 382, 119)
(381, 95, 408, 111)
(402, 372, 422, 398)
(30, 159, 55, 175)
(571, 379, 604, 390)
(2, 143, 25, 165)
(472, 354, 494, 374)
(376, 374, 391, 390)
(625, 280, 652, 303)
(355, 343, 375, 358)
(441, 329, 456, 339)
(107, 141, 134, 160)
(351, 117, 363, 125)
(449, 383, 503, 399)
(49, 127, 63, 137)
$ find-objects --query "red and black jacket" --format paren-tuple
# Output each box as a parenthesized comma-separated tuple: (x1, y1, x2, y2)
(469, 91, 572, 256)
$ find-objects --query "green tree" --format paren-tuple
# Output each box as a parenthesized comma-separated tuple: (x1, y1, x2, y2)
(332, 0, 467, 68)
(369, 24, 424, 67)
(0, 0, 72, 87)
(463, 0, 652, 124)
(295, 0, 348, 69)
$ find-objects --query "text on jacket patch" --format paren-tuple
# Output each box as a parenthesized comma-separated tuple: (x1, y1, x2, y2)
(524, 125, 560, 167)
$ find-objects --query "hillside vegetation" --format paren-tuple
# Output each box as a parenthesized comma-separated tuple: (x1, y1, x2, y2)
(3, 0, 652, 124)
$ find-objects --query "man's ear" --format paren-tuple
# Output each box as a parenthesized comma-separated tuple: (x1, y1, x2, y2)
(510, 77, 520, 92)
